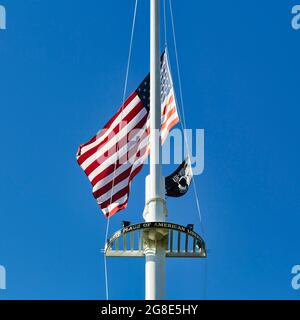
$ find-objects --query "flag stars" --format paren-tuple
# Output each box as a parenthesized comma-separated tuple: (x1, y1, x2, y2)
(136, 54, 172, 108)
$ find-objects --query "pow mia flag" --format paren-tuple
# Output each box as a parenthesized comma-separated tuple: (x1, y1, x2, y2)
(165, 157, 193, 197)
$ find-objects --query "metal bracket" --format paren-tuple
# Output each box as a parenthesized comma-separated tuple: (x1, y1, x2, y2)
(104, 222, 207, 258)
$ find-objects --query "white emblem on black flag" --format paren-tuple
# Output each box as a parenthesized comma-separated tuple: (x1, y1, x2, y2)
(165, 157, 193, 197)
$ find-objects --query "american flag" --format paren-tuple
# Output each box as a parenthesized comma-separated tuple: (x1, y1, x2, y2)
(77, 51, 179, 218)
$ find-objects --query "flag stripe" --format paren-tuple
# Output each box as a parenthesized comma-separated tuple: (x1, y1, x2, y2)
(80, 104, 146, 170)
(161, 106, 177, 131)
(90, 130, 149, 187)
(93, 167, 132, 200)
(100, 185, 130, 209)
(88, 125, 149, 183)
(161, 95, 175, 120)
(161, 116, 179, 143)
(101, 195, 129, 217)
(83, 112, 148, 176)
(77, 98, 144, 165)
(92, 137, 148, 199)
(79, 93, 140, 156)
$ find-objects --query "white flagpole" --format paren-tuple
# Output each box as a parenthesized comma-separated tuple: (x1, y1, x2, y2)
(144, 0, 166, 300)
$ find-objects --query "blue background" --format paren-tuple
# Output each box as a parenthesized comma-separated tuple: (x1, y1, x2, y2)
(0, 0, 299, 300)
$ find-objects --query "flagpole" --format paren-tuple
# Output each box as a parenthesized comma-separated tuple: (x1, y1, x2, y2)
(101, 0, 207, 301)
(144, 0, 166, 300)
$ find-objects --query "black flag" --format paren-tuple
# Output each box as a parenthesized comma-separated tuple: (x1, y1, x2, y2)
(165, 158, 193, 197)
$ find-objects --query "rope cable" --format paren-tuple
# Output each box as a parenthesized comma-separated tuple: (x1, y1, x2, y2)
(103, 217, 110, 300)
(168, 0, 208, 300)
(163, 0, 168, 48)
(103, 0, 139, 300)
(169, 0, 205, 235)
(102, 0, 206, 300)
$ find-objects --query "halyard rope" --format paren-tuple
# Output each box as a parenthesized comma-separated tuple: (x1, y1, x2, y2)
(103, 0, 139, 300)
(169, 0, 205, 235)
(169, 0, 208, 300)
(103, 0, 207, 300)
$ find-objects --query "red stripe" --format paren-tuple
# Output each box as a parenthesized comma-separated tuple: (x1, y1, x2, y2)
(105, 201, 128, 218)
(129, 163, 144, 181)
(100, 186, 129, 209)
(165, 117, 179, 132)
(92, 137, 149, 201)
(79, 92, 138, 150)
(161, 117, 179, 143)
(102, 163, 144, 217)
(90, 129, 149, 186)
(93, 166, 131, 199)
(161, 106, 177, 131)
(103, 140, 148, 217)
(93, 140, 148, 201)
(91, 164, 117, 187)
(77, 99, 144, 165)
(83, 112, 149, 177)
(162, 95, 174, 116)
(99, 164, 144, 216)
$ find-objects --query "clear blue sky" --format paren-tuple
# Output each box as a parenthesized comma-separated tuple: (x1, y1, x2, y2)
(0, 0, 299, 300)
